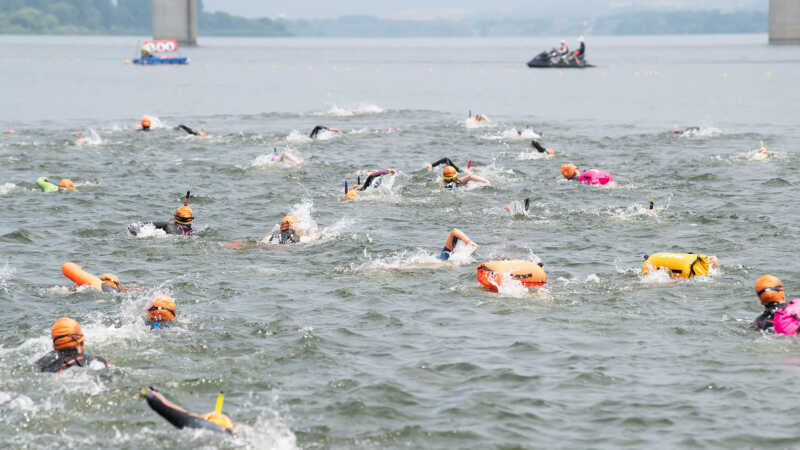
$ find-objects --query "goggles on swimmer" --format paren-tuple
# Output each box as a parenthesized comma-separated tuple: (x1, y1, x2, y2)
(174, 217, 193, 225)
(443, 175, 457, 182)
(52, 333, 83, 345)
(148, 305, 176, 318)
(757, 285, 783, 296)
(99, 276, 120, 290)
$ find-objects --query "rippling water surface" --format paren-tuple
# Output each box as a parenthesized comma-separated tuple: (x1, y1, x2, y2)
(2, 34, 800, 449)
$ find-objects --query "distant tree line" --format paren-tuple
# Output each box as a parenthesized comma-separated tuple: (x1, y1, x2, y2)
(0, 1, 767, 37)
(0, 0, 290, 35)
(279, 10, 767, 37)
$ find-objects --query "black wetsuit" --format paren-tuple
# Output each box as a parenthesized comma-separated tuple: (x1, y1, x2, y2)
(36, 349, 109, 373)
(576, 42, 585, 59)
(177, 125, 201, 136)
(309, 126, 329, 139)
(143, 388, 232, 434)
(438, 235, 462, 261)
(359, 170, 391, 191)
(269, 228, 299, 244)
(152, 222, 193, 236)
(531, 140, 548, 153)
(754, 302, 784, 332)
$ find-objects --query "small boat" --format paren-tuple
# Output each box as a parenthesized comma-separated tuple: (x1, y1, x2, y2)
(133, 56, 188, 65)
(132, 40, 189, 66)
(526, 51, 593, 69)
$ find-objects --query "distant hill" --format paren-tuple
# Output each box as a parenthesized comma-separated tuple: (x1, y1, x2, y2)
(0, 1, 766, 37)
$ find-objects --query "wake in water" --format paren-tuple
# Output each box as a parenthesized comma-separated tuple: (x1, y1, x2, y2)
(481, 128, 541, 140)
(247, 148, 303, 168)
(76, 128, 103, 146)
(261, 200, 354, 245)
(674, 126, 722, 138)
(0, 182, 19, 195)
(349, 240, 477, 273)
(315, 104, 385, 116)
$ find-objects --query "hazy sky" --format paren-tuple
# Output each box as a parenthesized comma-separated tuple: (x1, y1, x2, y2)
(202, 0, 767, 20)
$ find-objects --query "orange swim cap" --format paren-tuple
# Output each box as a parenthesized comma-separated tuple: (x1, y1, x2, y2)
(755, 275, 784, 305)
(99, 273, 120, 291)
(175, 206, 193, 224)
(59, 178, 74, 190)
(203, 412, 233, 429)
(280, 215, 296, 231)
(561, 163, 578, 180)
(148, 296, 176, 321)
(141, 118, 151, 128)
(51, 317, 84, 351)
(443, 166, 457, 181)
(343, 191, 359, 201)
(672, 129, 681, 134)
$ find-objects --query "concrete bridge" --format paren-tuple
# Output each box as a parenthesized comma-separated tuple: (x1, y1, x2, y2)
(770, 0, 800, 44)
(152, 0, 197, 46)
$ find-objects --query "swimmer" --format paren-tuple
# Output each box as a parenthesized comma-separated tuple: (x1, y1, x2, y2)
(131, 191, 193, 236)
(175, 124, 206, 136)
(560, 163, 614, 185)
(350, 169, 396, 191)
(138, 117, 151, 131)
(671, 127, 699, 135)
(426, 158, 491, 188)
(141, 387, 233, 434)
(757, 140, 769, 158)
(272, 148, 299, 166)
(504, 198, 530, 213)
(5, 125, 14, 134)
(438, 228, 478, 261)
(470, 112, 489, 123)
(753, 274, 785, 332)
(267, 215, 300, 244)
(309, 125, 341, 139)
(35, 318, 109, 373)
(145, 296, 176, 329)
(36, 177, 75, 192)
(98, 273, 123, 293)
(530, 140, 555, 155)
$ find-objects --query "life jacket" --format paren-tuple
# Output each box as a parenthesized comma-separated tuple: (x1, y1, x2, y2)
(773, 299, 800, 335)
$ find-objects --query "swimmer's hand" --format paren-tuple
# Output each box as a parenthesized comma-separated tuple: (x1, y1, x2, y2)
(468, 242, 478, 250)
(389, 169, 396, 175)
(426, 164, 432, 172)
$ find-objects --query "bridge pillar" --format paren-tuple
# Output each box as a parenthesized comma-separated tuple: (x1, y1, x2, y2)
(152, 0, 197, 46)
(770, 0, 800, 44)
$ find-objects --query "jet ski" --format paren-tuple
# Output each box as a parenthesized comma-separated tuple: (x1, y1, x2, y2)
(526, 50, 593, 68)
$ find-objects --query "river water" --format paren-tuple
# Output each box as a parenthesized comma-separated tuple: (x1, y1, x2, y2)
(1, 34, 800, 449)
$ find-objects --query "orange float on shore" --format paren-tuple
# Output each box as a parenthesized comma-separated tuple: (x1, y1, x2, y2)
(477, 259, 546, 291)
(62, 262, 102, 291)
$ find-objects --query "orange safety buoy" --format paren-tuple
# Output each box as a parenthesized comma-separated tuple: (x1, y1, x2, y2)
(477, 259, 546, 291)
(62, 262, 102, 291)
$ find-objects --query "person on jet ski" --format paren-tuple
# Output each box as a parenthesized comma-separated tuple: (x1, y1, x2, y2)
(558, 40, 570, 63)
(572, 36, 586, 65)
